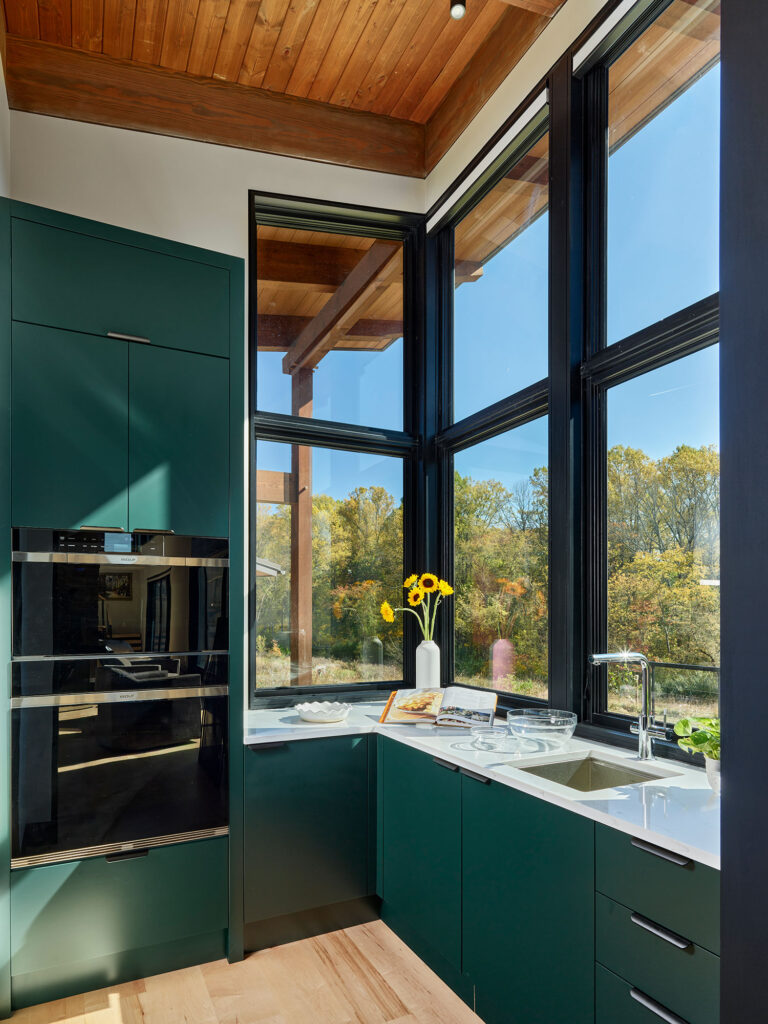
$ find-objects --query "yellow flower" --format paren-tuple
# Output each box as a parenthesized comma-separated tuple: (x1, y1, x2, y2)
(380, 601, 395, 624)
(407, 586, 425, 607)
(403, 574, 418, 588)
(419, 573, 439, 593)
(438, 579, 454, 596)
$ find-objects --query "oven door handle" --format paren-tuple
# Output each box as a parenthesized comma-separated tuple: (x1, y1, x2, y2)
(11, 685, 229, 708)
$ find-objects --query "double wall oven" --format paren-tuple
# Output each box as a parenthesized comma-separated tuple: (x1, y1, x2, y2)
(11, 528, 229, 867)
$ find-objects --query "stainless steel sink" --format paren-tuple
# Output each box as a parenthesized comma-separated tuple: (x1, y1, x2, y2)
(517, 755, 666, 792)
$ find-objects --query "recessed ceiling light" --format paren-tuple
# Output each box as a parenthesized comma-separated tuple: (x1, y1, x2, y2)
(450, 1, 466, 19)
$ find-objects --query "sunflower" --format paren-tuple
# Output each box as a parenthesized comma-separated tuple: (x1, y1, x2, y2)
(380, 600, 395, 623)
(403, 574, 418, 588)
(419, 572, 439, 593)
(407, 586, 425, 607)
(438, 579, 454, 596)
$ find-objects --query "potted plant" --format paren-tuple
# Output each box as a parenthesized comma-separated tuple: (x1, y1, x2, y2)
(673, 716, 721, 794)
(380, 573, 453, 688)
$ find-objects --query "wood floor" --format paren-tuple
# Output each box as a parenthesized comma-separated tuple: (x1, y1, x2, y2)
(12, 920, 483, 1024)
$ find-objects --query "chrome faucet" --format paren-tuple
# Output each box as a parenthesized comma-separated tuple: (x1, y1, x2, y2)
(588, 652, 667, 760)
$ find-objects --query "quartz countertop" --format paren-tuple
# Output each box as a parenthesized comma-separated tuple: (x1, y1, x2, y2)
(245, 701, 720, 870)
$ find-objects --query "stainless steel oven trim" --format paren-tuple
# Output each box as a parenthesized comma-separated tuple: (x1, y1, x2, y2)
(11, 826, 230, 869)
(13, 551, 228, 567)
(11, 685, 229, 708)
(12, 650, 229, 663)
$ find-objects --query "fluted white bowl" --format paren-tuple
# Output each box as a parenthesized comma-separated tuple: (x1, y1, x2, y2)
(295, 701, 351, 724)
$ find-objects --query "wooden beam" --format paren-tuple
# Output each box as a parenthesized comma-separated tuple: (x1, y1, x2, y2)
(256, 239, 369, 289)
(256, 314, 404, 351)
(282, 241, 401, 374)
(255, 469, 292, 504)
(4, 35, 425, 177)
(454, 259, 483, 285)
(496, 0, 562, 16)
(425, 6, 548, 172)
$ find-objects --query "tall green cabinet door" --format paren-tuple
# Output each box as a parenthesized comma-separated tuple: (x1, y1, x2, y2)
(11, 322, 129, 530)
(129, 345, 228, 537)
(379, 739, 463, 988)
(462, 778, 595, 1024)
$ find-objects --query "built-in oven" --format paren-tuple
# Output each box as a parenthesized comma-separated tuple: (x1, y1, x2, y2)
(11, 529, 229, 867)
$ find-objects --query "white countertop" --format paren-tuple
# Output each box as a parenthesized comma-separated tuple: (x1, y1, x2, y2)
(245, 701, 720, 870)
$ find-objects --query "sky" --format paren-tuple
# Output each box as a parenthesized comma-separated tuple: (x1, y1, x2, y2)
(256, 63, 720, 500)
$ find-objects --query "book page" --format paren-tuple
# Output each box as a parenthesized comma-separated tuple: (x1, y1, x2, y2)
(441, 685, 497, 710)
(379, 688, 444, 724)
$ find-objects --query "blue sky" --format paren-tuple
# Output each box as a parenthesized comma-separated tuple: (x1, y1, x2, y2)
(257, 63, 719, 499)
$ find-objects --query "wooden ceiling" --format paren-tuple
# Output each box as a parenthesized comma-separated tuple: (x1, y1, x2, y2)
(0, 0, 565, 177)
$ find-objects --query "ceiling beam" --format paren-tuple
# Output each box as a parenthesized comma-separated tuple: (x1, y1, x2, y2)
(283, 241, 401, 374)
(4, 35, 426, 177)
(256, 239, 369, 289)
(495, 0, 563, 16)
(256, 314, 404, 350)
(255, 470, 293, 505)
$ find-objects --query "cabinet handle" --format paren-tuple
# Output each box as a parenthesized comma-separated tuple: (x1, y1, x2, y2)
(459, 767, 491, 785)
(132, 529, 176, 535)
(630, 912, 692, 950)
(248, 741, 288, 751)
(80, 525, 126, 532)
(106, 848, 149, 862)
(432, 756, 459, 772)
(107, 331, 151, 345)
(630, 988, 690, 1024)
(630, 837, 691, 867)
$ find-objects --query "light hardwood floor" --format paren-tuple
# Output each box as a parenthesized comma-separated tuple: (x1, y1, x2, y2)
(11, 920, 483, 1024)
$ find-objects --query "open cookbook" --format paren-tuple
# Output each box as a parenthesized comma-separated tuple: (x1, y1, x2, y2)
(379, 686, 497, 727)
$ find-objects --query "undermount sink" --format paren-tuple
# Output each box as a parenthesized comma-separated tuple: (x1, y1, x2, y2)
(516, 755, 677, 793)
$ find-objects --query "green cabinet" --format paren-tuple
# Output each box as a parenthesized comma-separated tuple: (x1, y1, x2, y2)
(596, 964, 679, 1024)
(244, 737, 372, 925)
(129, 344, 229, 536)
(12, 217, 230, 358)
(10, 837, 228, 1008)
(11, 323, 129, 530)
(379, 738, 463, 985)
(462, 776, 595, 1024)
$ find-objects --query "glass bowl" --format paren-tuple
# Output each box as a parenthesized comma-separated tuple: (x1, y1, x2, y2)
(470, 725, 514, 751)
(506, 709, 577, 748)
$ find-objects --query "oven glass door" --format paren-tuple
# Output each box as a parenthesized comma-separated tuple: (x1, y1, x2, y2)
(12, 692, 228, 865)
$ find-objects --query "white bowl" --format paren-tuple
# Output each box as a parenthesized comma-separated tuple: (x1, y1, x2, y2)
(295, 701, 351, 724)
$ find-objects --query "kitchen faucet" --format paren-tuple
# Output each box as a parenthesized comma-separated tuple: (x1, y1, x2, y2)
(588, 652, 667, 760)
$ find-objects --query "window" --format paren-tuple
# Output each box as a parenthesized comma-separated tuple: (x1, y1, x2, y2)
(453, 418, 549, 699)
(254, 441, 404, 689)
(606, 0, 720, 343)
(453, 132, 549, 420)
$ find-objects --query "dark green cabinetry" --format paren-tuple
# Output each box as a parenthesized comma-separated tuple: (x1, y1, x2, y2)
(244, 737, 372, 926)
(379, 737, 462, 985)
(10, 838, 228, 1009)
(129, 344, 229, 536)
(462, 776, 594, 1024)
(596, 964, 681, 1024)
(12, 218, 229, 358)
(11, 323, 129, 530)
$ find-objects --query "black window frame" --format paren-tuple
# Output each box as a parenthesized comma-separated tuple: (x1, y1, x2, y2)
(248, 192, 424, 707)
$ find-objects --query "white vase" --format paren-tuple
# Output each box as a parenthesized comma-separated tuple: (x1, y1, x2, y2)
(705, 756, 721, 795)
(415, 640, 441, 689)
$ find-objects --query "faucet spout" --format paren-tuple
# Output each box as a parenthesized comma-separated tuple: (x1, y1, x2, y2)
(588, 652, 664, 760)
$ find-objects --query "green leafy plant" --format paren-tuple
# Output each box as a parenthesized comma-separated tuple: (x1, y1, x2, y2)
(673, 716, 720, 760)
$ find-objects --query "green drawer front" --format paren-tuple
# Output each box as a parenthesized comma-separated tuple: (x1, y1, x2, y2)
(596, 893, 719, 1024)
(595, 825, 720, 954)
(12, 218, 229, 358)
(596, 964, 701, 1024)
(10, 837, 228, 976)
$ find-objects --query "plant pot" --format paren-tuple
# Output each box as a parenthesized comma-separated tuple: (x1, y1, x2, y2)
(415, 640, 441, 689)
(705, 756, 721, 795)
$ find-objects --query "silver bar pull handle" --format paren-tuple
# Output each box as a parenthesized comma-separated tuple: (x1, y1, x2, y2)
(630, 837, 691, 867)
(630, 988, 690, 1024)
(79, 525, 126, 532)
(132, 528, 176, 535)
(107, 331, 151, 344)
(432, 756, 459, 773)
(630, 912, 692, 950)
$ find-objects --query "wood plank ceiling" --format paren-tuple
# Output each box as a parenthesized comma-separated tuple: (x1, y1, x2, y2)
(0, 0, 566, 176)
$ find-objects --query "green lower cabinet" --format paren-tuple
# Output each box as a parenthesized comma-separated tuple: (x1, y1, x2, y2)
(244, 737, 371, 925)
(10, 837, 228, 1009)
(596, 892, 719, 1024)
(129, 344, 229, 537)
(378, 738, 465, 996)
(11, 322, 129, 530)
(462, 777, 595, 1024)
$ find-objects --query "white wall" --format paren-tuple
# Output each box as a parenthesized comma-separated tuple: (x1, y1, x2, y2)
(10, 114, 426, 255)
(0, 69, 10, 199)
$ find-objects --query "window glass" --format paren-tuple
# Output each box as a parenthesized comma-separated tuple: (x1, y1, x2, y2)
(254, 440, 403, 689)
(607, 0, 720, 343)
(453, 418, 548, 698)
(255, 226, 404, 429)
(453, 132, 549, 422)
(606, 346, 719, 720)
